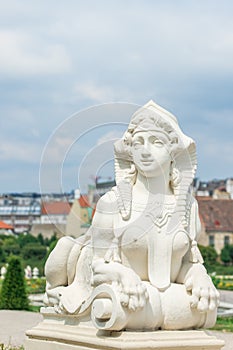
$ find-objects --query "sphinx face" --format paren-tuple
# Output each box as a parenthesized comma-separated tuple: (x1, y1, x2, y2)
(131, 130, 172, 178)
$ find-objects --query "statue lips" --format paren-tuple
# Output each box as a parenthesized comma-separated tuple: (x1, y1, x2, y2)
(140, 159, 154, 165)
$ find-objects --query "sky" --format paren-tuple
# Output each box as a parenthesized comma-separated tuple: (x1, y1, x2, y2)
(0, 0, 233, 193)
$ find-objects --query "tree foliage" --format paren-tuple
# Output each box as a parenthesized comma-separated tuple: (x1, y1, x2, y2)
(21, 243, 47, 260)
(0, 256, 29, 310)
(198, 244, 218, 268)
(37, 233, 45, 246)
(17, 233, 38, 248)
(0, 233, 56, 274)
(220, 245, 233, 265)
(228, 245, 233, 262)
(0, 246, 6, 263)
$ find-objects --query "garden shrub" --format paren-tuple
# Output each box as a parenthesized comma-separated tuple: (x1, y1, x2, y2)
(21, 243, 47, 260)
(0, 246, 6, 263)
(37, 233, 45, 246)
(198, 244, 218, 269)
(2, 243, 21, 257)
(221, 246, 231, 265)
(17, 233, 38, 248)
(213, 264, 233, 275)
(0, 255, 29, 310)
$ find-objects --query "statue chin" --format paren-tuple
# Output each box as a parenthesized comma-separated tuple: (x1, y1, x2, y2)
(44, 100, 219, 331)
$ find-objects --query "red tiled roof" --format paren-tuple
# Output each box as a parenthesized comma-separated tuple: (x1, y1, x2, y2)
(41, 201, 71, 215)
(197, 197, 233, 232)
(0, 221, 14, 229)
(78, 195, 90, 208)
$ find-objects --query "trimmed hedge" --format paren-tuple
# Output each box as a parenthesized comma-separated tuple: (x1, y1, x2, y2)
(21, 243, 47, 260)
(0, 256, 29, 310)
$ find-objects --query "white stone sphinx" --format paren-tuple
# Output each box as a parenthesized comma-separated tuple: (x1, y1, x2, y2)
(26, 101, 224, 350)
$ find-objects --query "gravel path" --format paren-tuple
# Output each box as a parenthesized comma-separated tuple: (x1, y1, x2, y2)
(0, 310, 42, 347)
(208, 330, 232, 350)
(219, 289, 233, 304)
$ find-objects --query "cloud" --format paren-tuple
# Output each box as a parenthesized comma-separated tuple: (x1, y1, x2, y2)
(73, 82, 115, 103)
(0, 139, 41, 163)
(0, 30, 71, 76)
(72, 82, 134, 104)
(1, 0, 233, 192)
(97, 131, 122, 145)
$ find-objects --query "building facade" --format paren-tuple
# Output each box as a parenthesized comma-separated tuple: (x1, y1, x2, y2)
(197, 197, 233, 254)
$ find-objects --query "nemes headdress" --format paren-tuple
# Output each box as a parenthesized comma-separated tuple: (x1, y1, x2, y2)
(114, 100, 197, 229)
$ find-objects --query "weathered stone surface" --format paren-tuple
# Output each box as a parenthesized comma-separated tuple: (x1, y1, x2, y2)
(26, 101, 224, 349)
(26, 322, 224, 350)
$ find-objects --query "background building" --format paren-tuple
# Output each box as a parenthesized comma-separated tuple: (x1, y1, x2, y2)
(31, 201, 71, 238)
(66, 190, 94, 238)
(0, 193, 41, 233)
(1, 176, 233, 255)
(197, 197, 233, 254)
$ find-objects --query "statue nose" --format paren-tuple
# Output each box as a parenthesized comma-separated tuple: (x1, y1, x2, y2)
(141, 144, 151, 157)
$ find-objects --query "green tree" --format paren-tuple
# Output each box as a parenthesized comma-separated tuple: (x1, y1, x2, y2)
(0, 246, 6, 263)
(228, 244, 233, 264)
(0, 256, 29, 310)
(221, 246, 231, 266)
(198, 245, 218, 268)
(2, 237, 20, 256)
(48, 233, 58, 246)
(37, 233, 45, 246)
(17, 233, 37, 248)
(1, 237, 17, 245)
(21, 243, 47, 260)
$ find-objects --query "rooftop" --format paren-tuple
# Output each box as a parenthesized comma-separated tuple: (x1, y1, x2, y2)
(41, 201, 71, 215)
(0, 220, 14, 230)
(197, 197, 233, 232)
(78, 195, 91, 208)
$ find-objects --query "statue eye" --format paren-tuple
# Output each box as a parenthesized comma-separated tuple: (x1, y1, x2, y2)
(152, 138, 163, 146)
(132, 140, 143, 149)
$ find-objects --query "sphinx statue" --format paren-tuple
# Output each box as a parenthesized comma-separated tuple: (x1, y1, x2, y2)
(44, 101, 219, 331)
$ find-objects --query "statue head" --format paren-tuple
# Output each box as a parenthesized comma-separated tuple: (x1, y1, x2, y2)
(114, 100, 197, 227)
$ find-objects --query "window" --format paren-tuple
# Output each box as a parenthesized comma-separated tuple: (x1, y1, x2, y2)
(209, 235, 215, 247)
(224, 236, 230, 246)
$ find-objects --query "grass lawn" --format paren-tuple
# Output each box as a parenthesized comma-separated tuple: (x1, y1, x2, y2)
(210, 316, 233, 332)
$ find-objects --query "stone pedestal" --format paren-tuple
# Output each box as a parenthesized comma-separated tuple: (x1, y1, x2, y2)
(25, 308, 224, 350)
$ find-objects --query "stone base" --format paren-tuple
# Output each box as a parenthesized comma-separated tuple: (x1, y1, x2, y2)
(25, 328, 224, 350)
(25, 316, 224, 350)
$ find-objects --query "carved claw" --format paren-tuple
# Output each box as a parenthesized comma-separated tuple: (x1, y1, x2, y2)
(185, 274, 219, 312)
